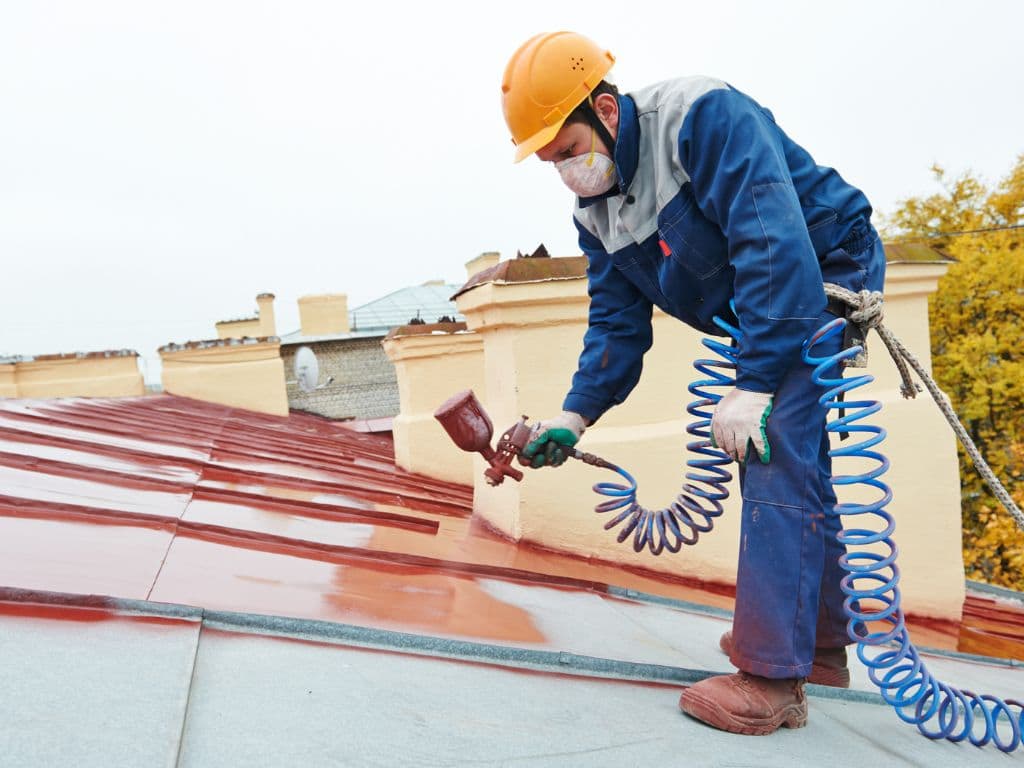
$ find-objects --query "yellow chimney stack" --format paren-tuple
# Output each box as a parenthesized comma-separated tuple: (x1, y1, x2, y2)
(298, 294, 349, 337)
(256, 292, 277, 337)
(465, 251, 501, 280)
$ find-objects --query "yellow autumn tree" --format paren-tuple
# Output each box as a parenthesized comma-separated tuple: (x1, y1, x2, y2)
(883, 155, 1024, 589)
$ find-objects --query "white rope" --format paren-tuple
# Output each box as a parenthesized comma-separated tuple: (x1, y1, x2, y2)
(823, 282, 1024, 532)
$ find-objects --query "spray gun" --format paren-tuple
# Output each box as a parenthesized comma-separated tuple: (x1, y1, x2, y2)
(433, 389, 614, 486)
(433, 381, 733, 556)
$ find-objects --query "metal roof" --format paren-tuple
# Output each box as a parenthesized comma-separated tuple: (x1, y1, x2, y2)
(350, 281, 464, 332)
(276, 328, 386, 345)
(1, 394, 1022, 765)
(277, 281, 465, 345)
(882, 241, 956, 263)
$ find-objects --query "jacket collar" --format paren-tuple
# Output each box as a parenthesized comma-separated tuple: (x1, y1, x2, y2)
(578, 93, 639, 209)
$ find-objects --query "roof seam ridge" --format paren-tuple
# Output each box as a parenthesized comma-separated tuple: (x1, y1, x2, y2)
(200, 609, 888, 705)
(172, 615, 205, 768)
(6, 587, 1015, 703)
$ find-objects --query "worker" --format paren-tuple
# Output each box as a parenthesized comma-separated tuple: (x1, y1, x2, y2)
(501, 31, 886, 735)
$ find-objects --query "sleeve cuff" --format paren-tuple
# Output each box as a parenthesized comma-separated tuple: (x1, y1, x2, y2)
(562, 391, 610, 425)
(735, 367, 780, 394)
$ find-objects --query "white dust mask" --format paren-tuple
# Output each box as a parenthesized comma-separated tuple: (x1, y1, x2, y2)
(555, 129, 617, 197)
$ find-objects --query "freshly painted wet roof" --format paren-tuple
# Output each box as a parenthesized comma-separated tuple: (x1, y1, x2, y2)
(1, 394, 1022, 766)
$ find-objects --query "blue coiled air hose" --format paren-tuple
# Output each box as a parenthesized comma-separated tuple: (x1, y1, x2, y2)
(590, 314, 739, 554)
(589, 312, 1022, 751)
(803, 316, 1023, 752)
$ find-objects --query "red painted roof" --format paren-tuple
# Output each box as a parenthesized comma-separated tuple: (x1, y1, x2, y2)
(0, 393, 1021, 658)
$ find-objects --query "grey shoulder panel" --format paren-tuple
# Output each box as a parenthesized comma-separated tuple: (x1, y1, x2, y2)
(576, 76, 728, 253)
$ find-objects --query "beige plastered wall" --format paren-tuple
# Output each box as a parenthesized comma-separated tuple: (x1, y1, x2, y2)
(442, 259, 964, 621)
(216, 319, 261, 339)
(1, 354, 145, 398)
(383, 323, 484, 485)
(160, 339, 289, 416)
(0, 365, 19, 397)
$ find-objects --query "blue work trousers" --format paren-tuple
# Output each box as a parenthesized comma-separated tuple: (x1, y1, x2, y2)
(728, 310, 850, 679)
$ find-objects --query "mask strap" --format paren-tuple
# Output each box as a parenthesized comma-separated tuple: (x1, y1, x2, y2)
(585, 128, 597, 167)
(584, 95, 617, 165)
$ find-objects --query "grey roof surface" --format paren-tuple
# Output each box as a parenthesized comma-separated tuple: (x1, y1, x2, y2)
(5, 586, 1022, 767)
(2, 606, 200, 767)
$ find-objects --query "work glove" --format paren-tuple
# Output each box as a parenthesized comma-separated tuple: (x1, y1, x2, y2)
(710, 389, 773, 464)
(520, 411, 587, 468)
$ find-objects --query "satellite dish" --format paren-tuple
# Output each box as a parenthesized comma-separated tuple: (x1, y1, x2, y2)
(292, 346, 333, 392)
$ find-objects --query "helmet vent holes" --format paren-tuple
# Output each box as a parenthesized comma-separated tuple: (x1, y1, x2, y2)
(570, 56, 584, 71)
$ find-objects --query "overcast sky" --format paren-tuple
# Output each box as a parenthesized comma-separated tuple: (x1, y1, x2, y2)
(2, 1, 1022, 383)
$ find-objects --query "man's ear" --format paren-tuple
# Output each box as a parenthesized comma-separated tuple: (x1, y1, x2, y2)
(593, 92, 619, 134)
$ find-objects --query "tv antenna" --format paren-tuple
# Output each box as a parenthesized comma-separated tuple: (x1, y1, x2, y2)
(289, 346, 334, 392)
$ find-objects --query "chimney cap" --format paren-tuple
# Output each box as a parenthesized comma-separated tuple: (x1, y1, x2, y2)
(31, 348, 139, 361)
(451, 254, 587, 300)
(298, 293, 348, 302)
(256, 292, 276, 300)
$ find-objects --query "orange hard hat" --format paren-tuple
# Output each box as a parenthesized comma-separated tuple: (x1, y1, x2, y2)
(501, 32, 615, 163)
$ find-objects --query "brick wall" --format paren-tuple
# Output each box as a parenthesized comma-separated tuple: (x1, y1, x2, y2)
(281, 337, 399, 420)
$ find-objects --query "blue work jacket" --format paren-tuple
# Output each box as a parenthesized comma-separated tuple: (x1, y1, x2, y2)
(563, 77, 884, 423)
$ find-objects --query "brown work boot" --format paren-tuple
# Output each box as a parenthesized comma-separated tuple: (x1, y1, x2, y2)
(679, 672, 807, 735)
(719, 630, 850, 688)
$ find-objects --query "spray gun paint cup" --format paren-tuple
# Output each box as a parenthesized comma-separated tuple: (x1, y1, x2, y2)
(433, 389, 527, 485)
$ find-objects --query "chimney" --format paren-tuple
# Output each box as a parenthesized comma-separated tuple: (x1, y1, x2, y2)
(298, 294, 350, 336)
(256, 293, 276, 337)
(465, 251, 501, 280)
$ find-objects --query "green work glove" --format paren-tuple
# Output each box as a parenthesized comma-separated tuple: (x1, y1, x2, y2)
(710, 388, 773, 464)
(521, 411, 587, 468)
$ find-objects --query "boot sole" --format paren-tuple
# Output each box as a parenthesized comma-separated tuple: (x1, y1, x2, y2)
(679, 690, 808, 736)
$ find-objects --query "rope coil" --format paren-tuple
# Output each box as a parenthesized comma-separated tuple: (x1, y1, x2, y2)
(823, 282, 1024, 532)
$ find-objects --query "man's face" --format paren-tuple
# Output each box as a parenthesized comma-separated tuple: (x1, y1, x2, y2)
(535, 121, 611, 165)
